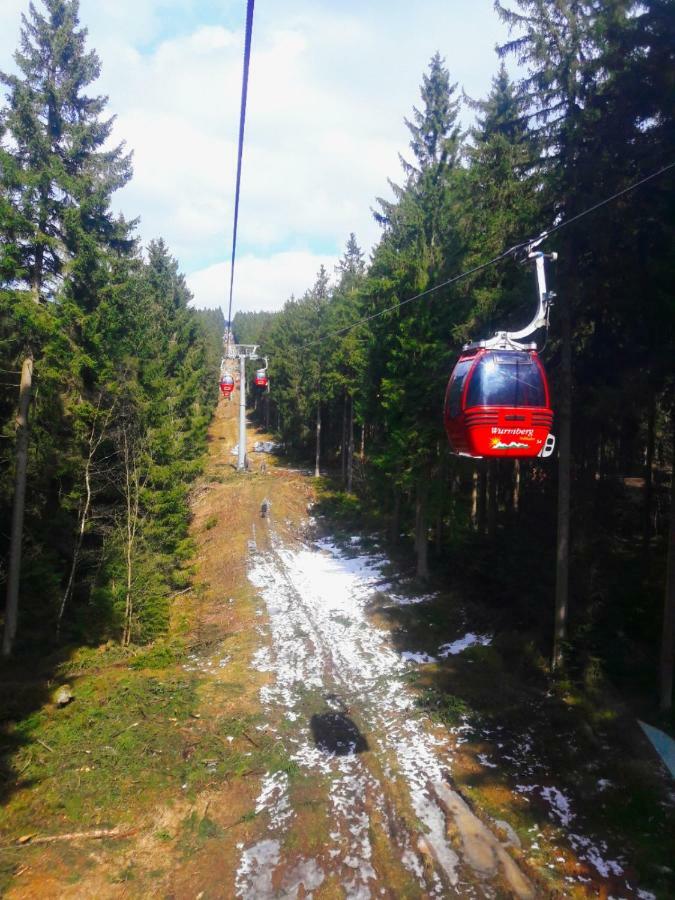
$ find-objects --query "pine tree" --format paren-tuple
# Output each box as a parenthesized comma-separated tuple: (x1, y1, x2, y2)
(459, 63, 540, 339)
(402, 51, 461, 179)
(0, 0, 132, 303)
(335, 233, 365, 289)
(370, 54, 465, 577)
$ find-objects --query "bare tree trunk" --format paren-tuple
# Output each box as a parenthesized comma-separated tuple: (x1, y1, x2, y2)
(435, 511, 443, 555)
(643, 388, 656, 554)
(57, 486, 90, 639)
(471, 469, 479, 530)
(659, 409, 675, 712)
(2, 358, 33, 658)
(341, 393, 347, 484)
(31, 210, 46, 303)
(121, 429, 141, 647)
(487, 459, 498, 538)
(477, 462, 487, 535)
(513, 459, 521, 514)
(415, 476, 429, 581)
(347, 396, 354, 493)
(553, 286, 572, 671)
(389, 481, 401, 546)
(314, 399, 321, 478)
(360, 423, 365, 461)
(56, 400, 112, 638)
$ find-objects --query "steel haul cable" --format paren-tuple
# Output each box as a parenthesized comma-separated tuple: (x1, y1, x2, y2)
(301, 159, 675, 350)
(226, 0, 255, 329)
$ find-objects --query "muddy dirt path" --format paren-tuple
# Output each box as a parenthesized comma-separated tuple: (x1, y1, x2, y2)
(239, 525, 535, 899)
(191, 394, 534, 899)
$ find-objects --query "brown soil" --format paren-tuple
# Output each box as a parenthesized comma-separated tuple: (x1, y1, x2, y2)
(4, 394, 663, 899)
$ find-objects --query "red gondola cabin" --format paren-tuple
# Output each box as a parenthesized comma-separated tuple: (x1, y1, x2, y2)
(219, 375, 235, 397)
(254, 369, 268, 389)
(444, 347, 553, 458)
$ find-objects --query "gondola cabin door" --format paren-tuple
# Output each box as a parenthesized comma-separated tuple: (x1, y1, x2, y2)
(444, 348, 553, 458)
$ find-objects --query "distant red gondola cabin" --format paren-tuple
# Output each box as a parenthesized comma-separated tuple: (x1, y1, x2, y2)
(444, 347, 553, 458)
(219, 375, 235, 396)
(254, 369, 268, 388)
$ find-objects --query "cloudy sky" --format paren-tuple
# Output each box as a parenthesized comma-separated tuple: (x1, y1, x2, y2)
(0, 0, 516, 315)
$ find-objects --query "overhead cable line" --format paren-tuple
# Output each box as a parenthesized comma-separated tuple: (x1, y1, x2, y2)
(303, 159, 675, 349)
(226, 0, 255, 329)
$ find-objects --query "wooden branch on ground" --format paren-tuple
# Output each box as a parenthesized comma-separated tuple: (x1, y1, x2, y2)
(7, 827, 138, 848)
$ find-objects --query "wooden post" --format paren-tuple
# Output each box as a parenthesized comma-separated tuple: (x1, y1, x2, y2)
(2, 358, 34, 658)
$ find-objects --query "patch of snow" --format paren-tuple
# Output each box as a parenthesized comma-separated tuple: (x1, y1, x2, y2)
(596, 778, 613, 792)
(255, 771, 294, 830)
(280, 858, 325, 895)
(235, 839, 280, 898)
(385, 591, 438, 606)
(401, 650, 437, 664)
(244, 530, 462, 895)
(541, 786, 574, 827)
(438, 633, 491, 657)
(569, 833, 624, 879)
(250, 646, 273, 672)
(477, 753, 498, 769)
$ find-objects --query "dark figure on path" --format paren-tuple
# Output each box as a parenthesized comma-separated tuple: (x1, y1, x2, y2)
(260, 498, 271, 519)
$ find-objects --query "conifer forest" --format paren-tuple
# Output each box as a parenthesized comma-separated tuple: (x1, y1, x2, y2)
(0, 1, 674, 898)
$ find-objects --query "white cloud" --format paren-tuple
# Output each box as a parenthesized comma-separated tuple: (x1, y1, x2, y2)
(2, 1, 516, 296)
(0, 0, 28, 63)
(187, 250, 337, 314)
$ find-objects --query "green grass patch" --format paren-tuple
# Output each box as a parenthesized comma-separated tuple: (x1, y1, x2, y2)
(56, 642, 136, 677)
(416, 686, 471, 726)
(2, 671, 199, 835)
(128, 640, 185, 670)
(177, 810, 224, 859)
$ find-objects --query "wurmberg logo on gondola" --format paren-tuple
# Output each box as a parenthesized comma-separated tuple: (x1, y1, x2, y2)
(491, 427, 535, 437)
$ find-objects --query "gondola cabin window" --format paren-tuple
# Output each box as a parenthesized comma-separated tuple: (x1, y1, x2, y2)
(446, 357, 473, 419)
(466, 352, 547, 409)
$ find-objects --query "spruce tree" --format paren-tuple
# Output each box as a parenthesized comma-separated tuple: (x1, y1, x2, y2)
(0, 0, 132, 303)
(371, 54, 465, 577)
(459, 63, 539, 338)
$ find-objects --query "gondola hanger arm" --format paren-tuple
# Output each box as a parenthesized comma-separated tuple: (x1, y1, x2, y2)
(477, 249, 557, 351)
